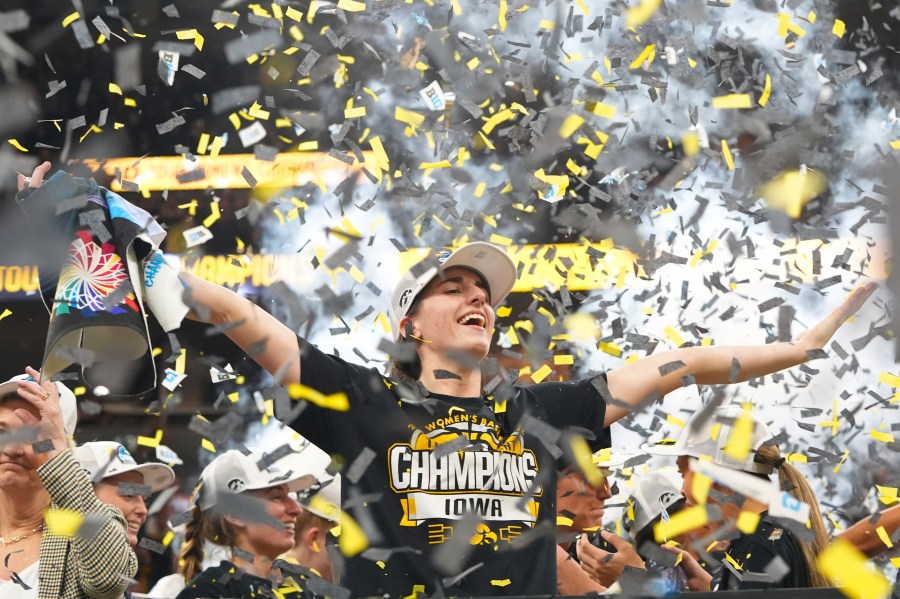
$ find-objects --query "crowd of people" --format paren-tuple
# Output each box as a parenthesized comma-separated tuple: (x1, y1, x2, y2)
(0, 163, 896, 598)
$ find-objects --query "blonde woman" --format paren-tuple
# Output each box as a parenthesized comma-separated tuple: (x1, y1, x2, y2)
(641, 405, 831, 590)
(0, 368, 137, 598)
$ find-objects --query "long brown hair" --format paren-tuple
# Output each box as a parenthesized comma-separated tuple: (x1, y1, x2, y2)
(754, 445, 829, 587)
(177, 504, 237, 583)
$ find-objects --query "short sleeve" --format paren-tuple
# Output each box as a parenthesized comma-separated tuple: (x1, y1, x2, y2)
(721, 530, 808, 590)
(526, 374, 610, 451)
(291, 337, 383, 453)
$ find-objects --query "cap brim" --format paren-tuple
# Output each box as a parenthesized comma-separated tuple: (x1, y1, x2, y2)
(639, 441, 686, 457)
(441, 242, 516, 308)
(592, 451, 640, 469)
(103, 462, 176, 493)
(247, 472, 317, 495)
(0, 381, 19, 399)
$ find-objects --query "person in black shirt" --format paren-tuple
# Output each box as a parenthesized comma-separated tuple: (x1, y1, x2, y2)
(172, 236, 874, 596)
(645, 405, 831, 590)
(175, 449, 314, 599)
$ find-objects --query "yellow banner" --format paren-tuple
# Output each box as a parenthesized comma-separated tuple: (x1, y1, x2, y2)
(80, 151, 375, 192)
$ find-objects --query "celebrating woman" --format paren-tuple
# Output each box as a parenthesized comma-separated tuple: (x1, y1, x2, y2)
(0, 368, 137, 599)
(175, 450, 311, 598)
(18, 162, 877, 596)
(73, 441, 176, 547)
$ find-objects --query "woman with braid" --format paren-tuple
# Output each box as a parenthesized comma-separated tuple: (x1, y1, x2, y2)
(174, 450, 312, 599)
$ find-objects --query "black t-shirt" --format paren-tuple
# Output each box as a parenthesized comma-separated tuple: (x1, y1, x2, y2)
(715, 513, 811, 590)
(176, 560, 313, 599)
(291, 339, 609, 597)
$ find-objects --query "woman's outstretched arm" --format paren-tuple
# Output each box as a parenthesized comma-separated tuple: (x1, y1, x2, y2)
(181, 272, 301, 384)
(603, 283, 877, 427)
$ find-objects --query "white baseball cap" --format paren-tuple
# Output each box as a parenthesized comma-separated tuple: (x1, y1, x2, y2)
(592, 449, 639, 469)
(73, 441, 175, 492)
(388, 242, 517, 340)
(642, 405, 776, 475)
(300, 473, 341, 523)
(0, 374, 77, 437)
(198, 449, 316, 511)
(625, 470, 685, 539)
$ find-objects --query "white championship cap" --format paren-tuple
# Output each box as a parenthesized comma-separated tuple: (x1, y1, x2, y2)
(388, 242, 516, 340)
(592, 448, 639, 469)
(300, 473, 341, 523)
(0, 374, 77, 437)
(625, 470, 685, 539)
(198, 449, 316, 511)
(642, 405, 776, 475)
(73, 441, 175, 492)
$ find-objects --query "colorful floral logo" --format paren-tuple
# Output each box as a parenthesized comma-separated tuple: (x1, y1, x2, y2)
(54, 231, 139, 316)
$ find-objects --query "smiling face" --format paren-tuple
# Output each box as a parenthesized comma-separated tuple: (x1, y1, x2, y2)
(95, 471, 148, 546)
(556, 469, 612, 533)
(238, 485, 303, 559)
(0, 397, 43, 491)
(403, 266, 495, 367)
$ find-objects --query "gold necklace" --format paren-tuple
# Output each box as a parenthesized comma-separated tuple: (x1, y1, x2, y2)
(0, 526, 42, 546)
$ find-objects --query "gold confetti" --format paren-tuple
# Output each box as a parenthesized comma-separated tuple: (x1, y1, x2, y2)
(45, 509, 84, 537)
(721, 139, 735, 170)
(7, 139, 28, 152)
(570, 435, 603, 486)
(337, 510, 369, 556)
(712, 94, 752, 109)
(137, 429, 164, 448)
(625, 0, 661, 28)
(724, 405, 753, 460)
(629, 45, 656, 69)
(62, 12, 80, 27)
(0, 308, 11, 321)
(585, 101, 616, 118)
(655, 504, 708, 542)
(394, 106, 425, 128)
(759, 74, 772, 106)
(736, 510, 761, 534)
(817, 539, 891, 599)
(530, 364, 552, 383)
(758, 167, 827, 218)
(337, 0, 367, 11)
(833, 19, 846, 38)
(287, 383, 350, 411)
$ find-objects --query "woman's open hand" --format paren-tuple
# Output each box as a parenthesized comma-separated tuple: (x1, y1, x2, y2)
(795, 282, 877, 351)
(14, 366, 68, 466)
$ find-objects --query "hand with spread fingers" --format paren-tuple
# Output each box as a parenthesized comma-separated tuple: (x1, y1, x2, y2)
(17, 160, 51, 191)
(794, 282, 878, 351)
(577, 529, 645, 588)
(14, 366, 68, 466)
(660, 544, 713, 591)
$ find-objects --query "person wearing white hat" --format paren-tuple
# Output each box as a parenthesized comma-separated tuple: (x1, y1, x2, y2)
(73, 441, 175, 547)
(162, 223, 876, 597)
(643, 405, 830, 590)
(280, 474, 341, 582)
(0, 367, 136, 599)
(175, 449, 314, 599)
(577, 469, 699, 594)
